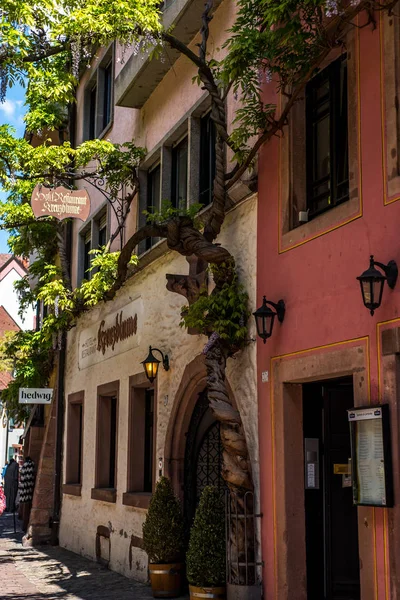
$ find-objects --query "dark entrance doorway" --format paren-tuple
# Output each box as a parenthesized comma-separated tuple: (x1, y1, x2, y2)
(184, 390, 225, 526)
(303, 377, 360, 600)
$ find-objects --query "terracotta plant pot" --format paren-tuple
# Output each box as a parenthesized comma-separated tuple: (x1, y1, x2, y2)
(189, 584, 226, 600)
(149, 563, 184, 598)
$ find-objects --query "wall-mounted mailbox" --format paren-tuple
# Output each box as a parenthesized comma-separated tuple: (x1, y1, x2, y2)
(304, 437, 320, 490)
(348, 405, 393, 507)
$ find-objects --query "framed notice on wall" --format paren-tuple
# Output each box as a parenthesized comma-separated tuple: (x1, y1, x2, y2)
(347, 405, 393, 508)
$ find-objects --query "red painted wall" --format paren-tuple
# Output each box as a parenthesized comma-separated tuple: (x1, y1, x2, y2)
(257, 16, 397, 600)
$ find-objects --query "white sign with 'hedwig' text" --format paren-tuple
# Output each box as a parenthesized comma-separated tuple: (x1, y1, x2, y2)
(18, 388, 53, 404)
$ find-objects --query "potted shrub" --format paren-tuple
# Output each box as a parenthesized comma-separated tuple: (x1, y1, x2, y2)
(187, 486, 226, 600)
(143, 476, 185, 598)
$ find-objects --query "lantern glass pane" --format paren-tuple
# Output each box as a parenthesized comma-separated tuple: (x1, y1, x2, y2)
(145, 360, 158, 382)
(362, 280, 372, 307)
(263, 313, 275, 338)
(374, 280, 384, 307)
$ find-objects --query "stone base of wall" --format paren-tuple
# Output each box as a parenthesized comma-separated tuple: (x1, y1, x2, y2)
(25, 426, 45, 466)
(23, 399, 57, 547)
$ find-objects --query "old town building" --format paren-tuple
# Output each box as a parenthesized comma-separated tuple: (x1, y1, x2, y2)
(257, 11, 400, 600)
(41, 0, 261, 586)
(20, 3, 400, 600)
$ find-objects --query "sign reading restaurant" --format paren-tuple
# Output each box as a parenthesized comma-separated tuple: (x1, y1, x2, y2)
(78, 299, 143, 369)
(31, 184, 91, 222)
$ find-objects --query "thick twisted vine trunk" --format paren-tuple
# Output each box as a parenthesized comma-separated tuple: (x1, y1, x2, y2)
(205, 339, 255, 585)
(205, 340, 252, 491)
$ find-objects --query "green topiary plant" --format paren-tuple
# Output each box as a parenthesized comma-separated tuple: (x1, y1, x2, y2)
(142, 476, 185, 564)
(186, 486, 226, 588)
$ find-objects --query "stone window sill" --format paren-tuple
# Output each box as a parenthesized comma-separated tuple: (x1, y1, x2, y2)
(63, 483, 82, 496)
(122, 492, 152, 509)
(91, 488, 117, 503)
(281, 195, 360, 252)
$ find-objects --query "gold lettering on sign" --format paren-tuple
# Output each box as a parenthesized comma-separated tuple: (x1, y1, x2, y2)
(97, 311, 138, 355)
(31, 184, 91, 222)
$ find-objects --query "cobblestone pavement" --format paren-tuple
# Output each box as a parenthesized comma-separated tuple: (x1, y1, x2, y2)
(0, 512, 155, 599)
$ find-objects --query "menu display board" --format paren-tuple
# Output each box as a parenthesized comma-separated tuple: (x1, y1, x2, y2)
(348, 405, 393, 507)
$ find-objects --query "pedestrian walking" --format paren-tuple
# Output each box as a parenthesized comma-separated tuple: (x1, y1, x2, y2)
(0, 487, 5, 516)
(1, 461, 8, 486)
(19, 456, 35, 532)
(4, 457, 19, 512)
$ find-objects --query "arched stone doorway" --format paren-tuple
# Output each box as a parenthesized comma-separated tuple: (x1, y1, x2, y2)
(183, 389, 225, 526)
(164, 355, 235, 517)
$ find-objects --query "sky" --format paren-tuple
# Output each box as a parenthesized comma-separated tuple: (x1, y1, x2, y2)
(0, 82, 26, 254)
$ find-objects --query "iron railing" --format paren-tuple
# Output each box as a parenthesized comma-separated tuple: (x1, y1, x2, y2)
(225, 490, 263, 586)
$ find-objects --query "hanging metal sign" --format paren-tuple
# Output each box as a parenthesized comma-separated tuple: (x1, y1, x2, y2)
(19, 388, 53, 404)
(31, 184, 91, 222)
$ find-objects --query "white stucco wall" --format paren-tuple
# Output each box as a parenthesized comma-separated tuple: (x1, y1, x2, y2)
(59, 0, 259, 582)
(0, 267, 35, 330)
(60, 195, 258, 580)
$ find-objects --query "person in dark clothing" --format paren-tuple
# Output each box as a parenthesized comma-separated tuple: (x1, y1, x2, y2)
(19, 456, 35, 532)
(4, 458, 19, 512)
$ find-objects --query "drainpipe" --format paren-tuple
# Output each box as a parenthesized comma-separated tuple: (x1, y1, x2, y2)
(50, 332, 66, 545)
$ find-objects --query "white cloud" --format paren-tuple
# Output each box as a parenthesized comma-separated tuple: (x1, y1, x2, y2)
(0, 99, 24, 120)
(0, 99, 17, 119)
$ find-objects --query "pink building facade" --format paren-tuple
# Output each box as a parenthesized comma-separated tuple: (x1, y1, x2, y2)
(257, 12, 400, 600)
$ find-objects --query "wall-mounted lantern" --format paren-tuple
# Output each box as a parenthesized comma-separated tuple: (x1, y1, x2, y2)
(253, 296, 285, 343)
(141, 346, 170, 383)
(357, 255, 398, 316)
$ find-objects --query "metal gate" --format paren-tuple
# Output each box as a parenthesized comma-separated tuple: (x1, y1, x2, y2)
(226, 490, 263, 586)
(184, 390, 225, 525)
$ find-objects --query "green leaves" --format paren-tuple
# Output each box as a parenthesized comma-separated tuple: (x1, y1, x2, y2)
(142, 476, 185, 564)
(78, 248, 138, 307)
(0, 328, 54, 422)
(144, 199, 203, 226)
(180, 266, 250, 347)
(186, 486, 226, 587)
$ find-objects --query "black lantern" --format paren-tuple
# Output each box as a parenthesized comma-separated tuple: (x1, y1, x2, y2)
(141, 346, 170, 383)
(357, 255, 398, 316)
(253, 296, 285, 343)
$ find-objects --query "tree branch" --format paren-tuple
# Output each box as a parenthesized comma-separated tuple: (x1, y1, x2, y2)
(226, 0, 374, 190)
(106, 223, 167, 299)
(22, 43, 69, 63)
(161, 32, 206, 69)
(199, 1, 214, 63)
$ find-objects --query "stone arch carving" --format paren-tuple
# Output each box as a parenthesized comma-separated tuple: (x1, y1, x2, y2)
(164, 353, 237, 499)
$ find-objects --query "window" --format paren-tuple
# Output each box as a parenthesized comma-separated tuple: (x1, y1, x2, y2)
(382, 12, 400, 202)
(98, 213, 107, 248)
(143, 389, 154, 493)
(64, 391, 84, 495)
(145, 163, 161, 251)
(84, 49, 114, 141)
(199, 112, 216, 206)
(103, 62, 113, 132)
(83, 230, 92, 278)
(306, 55, 349, 218)
(124, 377, 156, 507)
(92, 382, 119, 503)
(172, 137, 188, 209)
(78, 209, 109, 284)
(89, 84, 97, 141)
